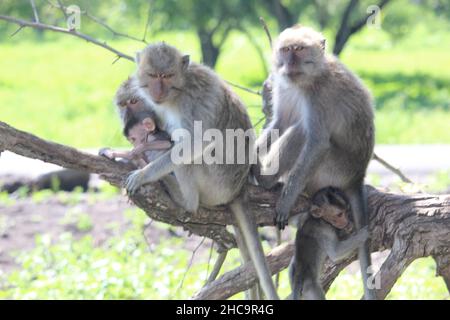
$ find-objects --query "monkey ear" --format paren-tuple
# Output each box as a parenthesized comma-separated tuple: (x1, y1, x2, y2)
(182, 55, 190, 71)
(142, 117, 156, 132)
(310, 205, 322, 218)
(320, 39, 326, 51)
(135, 51, 142, 64)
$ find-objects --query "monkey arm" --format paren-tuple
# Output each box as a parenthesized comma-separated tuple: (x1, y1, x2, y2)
(275, 132, 330, 229)
(322, 226, 369, 263)
(128, 141, 172, 158)
(125, 140, 215, 195)
(99, 147, 134, 161)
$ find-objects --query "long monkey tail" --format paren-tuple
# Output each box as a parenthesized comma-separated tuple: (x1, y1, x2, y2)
(229, 196, 279, 300)
(347, 183, 377, 300)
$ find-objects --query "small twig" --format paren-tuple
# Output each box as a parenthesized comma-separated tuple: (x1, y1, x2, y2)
(206, 250, 228, 284)
(372, 152, 413, 184)
(259, 17, 272, 48)
(142, 219, 154, 250)
(55, 0, 68, 20)
(226, 80, 261, 96)
(112, 55, 121, 65)
(30, 0, 40, 23)
(253, 116, 266, 128)
(142, 0, 153, 43)
(178, 237, 206, 290)
(84, 11, 146, 43)
(47, 0, 146, 44)
(10, 26, 25, 37)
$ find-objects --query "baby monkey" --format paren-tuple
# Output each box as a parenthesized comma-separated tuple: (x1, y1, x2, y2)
(289, 187, 368, 300)
(99, 110, 172, 168)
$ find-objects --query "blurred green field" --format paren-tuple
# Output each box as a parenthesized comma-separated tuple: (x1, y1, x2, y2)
(0, 26, 449, 147)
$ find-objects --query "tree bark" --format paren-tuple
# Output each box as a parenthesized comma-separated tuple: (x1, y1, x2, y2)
(194, 191, 450, 299)
(197, 29, 220, 68)
(1, 120, 449, 299)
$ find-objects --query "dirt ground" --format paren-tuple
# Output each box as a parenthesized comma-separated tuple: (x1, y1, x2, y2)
(0, 193, 213, 273)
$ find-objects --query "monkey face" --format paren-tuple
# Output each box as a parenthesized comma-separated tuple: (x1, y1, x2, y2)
(275, 26, 326, 79)
(324, 208, 350, 230)
(127, 117, 156, 147)
(136, 43, 189, 104)
(127, 123, 149, 147)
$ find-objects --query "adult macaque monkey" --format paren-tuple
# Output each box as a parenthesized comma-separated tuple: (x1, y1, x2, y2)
(255, 25, 375, 299)
(125, 43, 279, 300)
(114, 77, 151, 124)
(289, 187, 369, 300)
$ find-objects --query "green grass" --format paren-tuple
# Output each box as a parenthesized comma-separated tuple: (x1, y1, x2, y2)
(0, 27, 449, 147)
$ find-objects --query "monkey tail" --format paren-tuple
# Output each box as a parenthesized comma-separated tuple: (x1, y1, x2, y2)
(347, 183, 377, 300)
(229, 196, 279, 300)
(288, 255, 303, 300)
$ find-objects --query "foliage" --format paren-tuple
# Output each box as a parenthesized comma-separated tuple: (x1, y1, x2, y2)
(0, 25, 449, 147)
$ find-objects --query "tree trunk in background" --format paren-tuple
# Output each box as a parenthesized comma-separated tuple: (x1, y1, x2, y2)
(263, 0, 296, 32)
(197, 29, 220, 68)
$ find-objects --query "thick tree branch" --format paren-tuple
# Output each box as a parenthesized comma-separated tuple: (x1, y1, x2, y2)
(193, 190, 450, 299)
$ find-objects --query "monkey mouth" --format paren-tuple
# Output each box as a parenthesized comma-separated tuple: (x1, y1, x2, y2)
(286, 70, 303, 78)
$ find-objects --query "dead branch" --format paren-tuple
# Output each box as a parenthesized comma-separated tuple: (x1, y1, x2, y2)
(193, 190, 450, 299)
(0, 15, 133, 61)
(373, 152, 413, 184)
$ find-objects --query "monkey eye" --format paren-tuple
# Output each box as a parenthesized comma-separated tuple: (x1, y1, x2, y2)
(281, 47, 290, 53)
(147, 73, 157, 78)
(337, 212, 344, 217)
(129, 98, 138, 105)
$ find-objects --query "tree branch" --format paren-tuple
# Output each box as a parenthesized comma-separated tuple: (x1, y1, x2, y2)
(0, 15, 134, 61)
(29, 0, 40, 23)
(193, 190, 450, 299)
(46, 0, 147, 44)
(333, 0, 391, 55)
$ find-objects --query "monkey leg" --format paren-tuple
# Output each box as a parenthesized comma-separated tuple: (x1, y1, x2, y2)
(233, 226, 261, 300)
(256, 124, 304, 190)
(160, 174, 188, 209)
(230, 198, 279, 300)
(346, 184, 376, 300)
(302, 278, 326, 300)
(174, 169, 199, 213)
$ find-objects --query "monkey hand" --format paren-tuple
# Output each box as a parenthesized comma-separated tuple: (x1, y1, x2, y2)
(98, 147, 115, 160)
(125, 169, 148, 196)
(274, 200, 291, 230)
